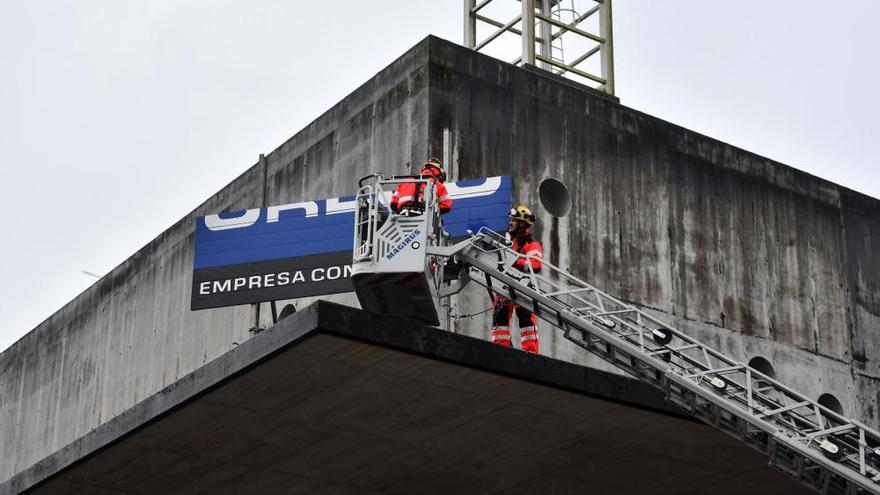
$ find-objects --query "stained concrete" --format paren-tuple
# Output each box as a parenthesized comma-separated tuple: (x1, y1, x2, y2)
(1, 35, 879, 487)
(0, 38, 428, 482)
(424, 38, 880, 423)
(2, 301, 810, 495)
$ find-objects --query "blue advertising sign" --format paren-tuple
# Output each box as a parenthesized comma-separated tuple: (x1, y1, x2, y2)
(191, 175, 511, 310)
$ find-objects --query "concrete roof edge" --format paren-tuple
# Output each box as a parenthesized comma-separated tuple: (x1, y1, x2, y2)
(1, 306, 321, 494)
(311, 300, 685, 418)
(3, 300, 689, 494)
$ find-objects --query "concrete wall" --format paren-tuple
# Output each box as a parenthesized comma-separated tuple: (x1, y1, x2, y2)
(2, 35, 879, 483)
(0, 41, 428, 482)
(423, 38, 880, 424)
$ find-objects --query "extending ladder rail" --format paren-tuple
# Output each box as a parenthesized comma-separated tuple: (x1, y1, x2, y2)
(448, 229, 880, 495)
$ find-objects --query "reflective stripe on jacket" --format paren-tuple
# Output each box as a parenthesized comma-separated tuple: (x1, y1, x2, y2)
(511, 232, 543, 273)
(391, 179, 452, 214)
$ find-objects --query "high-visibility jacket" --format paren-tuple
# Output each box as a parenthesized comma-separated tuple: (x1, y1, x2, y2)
(391, 179, 453, 214)
(490, 230, 543, 354)
(511, 231, 543, 273)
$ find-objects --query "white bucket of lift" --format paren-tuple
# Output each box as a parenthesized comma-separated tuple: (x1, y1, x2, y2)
(351, 175, 442, 326)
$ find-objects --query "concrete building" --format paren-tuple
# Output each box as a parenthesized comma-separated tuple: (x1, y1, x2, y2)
(4, 302, 813, 494)
(2, 36, 878, 493)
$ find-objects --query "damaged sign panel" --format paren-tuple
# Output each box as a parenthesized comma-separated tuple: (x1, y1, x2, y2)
(191, 175, 511, 310)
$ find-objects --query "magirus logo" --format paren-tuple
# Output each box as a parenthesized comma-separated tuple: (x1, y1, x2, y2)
(385, 229, 421, 260)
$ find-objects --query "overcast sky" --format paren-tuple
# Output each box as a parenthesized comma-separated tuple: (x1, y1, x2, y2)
(1, 0, 878, 352)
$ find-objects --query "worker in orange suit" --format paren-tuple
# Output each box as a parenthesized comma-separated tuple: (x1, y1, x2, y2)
(390, 158, 453, 215)
(490, 205, 543, 354)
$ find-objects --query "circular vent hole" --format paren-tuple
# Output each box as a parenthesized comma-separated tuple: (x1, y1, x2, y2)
(748, 356, 776, 379)
(818, 393, 844, 415)
(539, 178, 572, 217)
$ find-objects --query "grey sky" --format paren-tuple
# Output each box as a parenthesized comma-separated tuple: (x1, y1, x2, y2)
(1, 0, 877, 352)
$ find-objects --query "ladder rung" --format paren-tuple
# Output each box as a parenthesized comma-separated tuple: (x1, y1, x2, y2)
(685, 364, 744, 380)
(545, 287, 594, 297)
(648, 343, 700, 356)
(594, 308, 637, 317)
(759, 401, 812, 419)
(806, 423, 858, 440)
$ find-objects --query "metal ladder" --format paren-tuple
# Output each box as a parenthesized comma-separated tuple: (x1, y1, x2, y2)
(432, 228, 880, 495)
(548, 2, 575, 74)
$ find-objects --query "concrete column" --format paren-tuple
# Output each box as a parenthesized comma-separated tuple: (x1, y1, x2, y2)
(522, 0, 536, 66)
(464, 0, 476, 48)
(538, 0, 552, 70)
(599, 0, 615, 94)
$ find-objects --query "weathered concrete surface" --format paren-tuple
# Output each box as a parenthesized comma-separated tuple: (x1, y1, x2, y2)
(2, 301, 810, 495)
(2, 35, 879, 486)
(0, 41, 428, 482)
(424, 38, 880, 423)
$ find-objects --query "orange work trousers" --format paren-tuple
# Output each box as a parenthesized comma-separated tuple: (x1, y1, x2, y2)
(490, 296, 539, 354)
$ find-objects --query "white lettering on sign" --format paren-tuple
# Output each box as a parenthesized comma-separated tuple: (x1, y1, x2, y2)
(267, 202, 319, 223)
(197, 265, 355, 295)
(445, 176, 502, 200)
(326, 196, 357, 215)
(204, 209, 261, 231)
(200, 177, 503, 232)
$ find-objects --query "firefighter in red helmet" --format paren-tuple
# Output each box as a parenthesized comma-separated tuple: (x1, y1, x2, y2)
(390, 158, 453, 215)
(490, 205, 543, 354)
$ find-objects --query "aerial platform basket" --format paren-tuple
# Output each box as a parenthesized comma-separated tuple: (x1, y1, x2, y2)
(351, 174, 446, 326)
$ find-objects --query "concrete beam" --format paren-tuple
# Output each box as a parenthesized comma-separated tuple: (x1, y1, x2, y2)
(3, 302, 810, 494)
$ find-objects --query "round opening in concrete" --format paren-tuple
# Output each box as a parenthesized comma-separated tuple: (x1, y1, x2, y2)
(748, 356, 776, 379)
(539, 177, 572, 217)
(818, 393, 844, 415)
(278, 304, 297, 320)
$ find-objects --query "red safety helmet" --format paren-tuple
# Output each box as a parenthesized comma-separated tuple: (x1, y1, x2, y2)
(420, 158, 446, 182)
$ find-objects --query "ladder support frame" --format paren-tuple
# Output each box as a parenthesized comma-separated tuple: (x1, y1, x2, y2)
(444, 229, 880, 494)
(349, 173, 880, 494)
